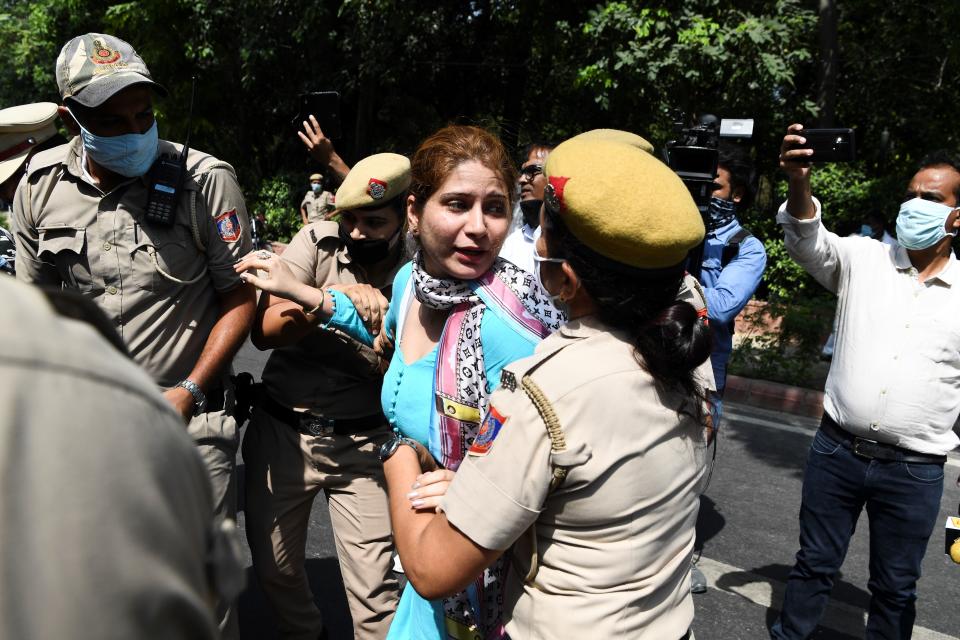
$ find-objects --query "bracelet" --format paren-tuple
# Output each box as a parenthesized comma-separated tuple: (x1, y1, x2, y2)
(302, 287, 326, 316)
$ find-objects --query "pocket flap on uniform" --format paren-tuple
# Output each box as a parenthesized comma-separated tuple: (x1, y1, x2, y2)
(38, 225, 85, 257)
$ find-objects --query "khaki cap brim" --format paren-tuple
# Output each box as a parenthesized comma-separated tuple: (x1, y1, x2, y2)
(66, 73, 168, 108)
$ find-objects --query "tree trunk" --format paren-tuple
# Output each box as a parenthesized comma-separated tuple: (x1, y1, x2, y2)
(817, 0, 838, 127)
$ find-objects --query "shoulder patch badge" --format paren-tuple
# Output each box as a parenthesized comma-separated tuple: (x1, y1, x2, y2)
(215, 208, 242, 242)
(500, 369, 517, 392)
(468, 406, 507, 457)
(367, 178, 387, 200)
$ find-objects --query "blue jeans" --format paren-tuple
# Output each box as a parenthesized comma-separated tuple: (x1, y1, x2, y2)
(770, 426, 944, 639)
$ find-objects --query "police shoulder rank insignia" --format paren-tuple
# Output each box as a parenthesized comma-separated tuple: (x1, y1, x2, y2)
(500, 369, 517, 392)
(468, 406, 507, 457)
(367, 178, 387, 200)
(215, 208, 242, 242)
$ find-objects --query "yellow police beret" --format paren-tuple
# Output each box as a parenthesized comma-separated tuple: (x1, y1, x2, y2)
(543, 138, 703, 269)
(334, 153, 411, 211)
(309, 173, 322, 181)
(568, 128, 655, 155)
(0, 103, 59, 185)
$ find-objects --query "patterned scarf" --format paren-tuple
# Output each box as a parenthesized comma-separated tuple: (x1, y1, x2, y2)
(706, 196, 737, 231)
(411, 252, 562, 639)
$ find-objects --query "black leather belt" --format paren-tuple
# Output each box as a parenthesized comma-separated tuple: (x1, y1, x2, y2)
(260, 393, 386, 437)
(820, 414, 947, 464)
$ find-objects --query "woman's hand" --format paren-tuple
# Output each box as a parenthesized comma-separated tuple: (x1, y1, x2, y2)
(298, 115, 349, 181)
(330, 283, 390, 335)
(234, 250, 313, 306)
(407, 469, 456, 513)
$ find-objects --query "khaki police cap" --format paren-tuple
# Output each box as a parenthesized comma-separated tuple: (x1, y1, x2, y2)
(334, 153, 411, 211)
(0, 103, 59, 185)
(543, 137, 703, 270)
(569, 128, 655, 155)
(56, 33, 168, 108)
(309, 173, 322, 182)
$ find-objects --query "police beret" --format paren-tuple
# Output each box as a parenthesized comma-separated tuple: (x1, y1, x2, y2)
(0, 103, 59, 185)
(568, 128, 655, 155)
(57, 33, 167, 108)
(309, 173, 322, 181)
(543, 137, 703, 270)
(334, 153, 411, 211)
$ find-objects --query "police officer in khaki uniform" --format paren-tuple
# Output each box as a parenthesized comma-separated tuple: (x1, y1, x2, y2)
(377, 133, 712, 639)
(241, 154, 409, 640)
(301, 172, 336, 225)
(0, 276, 219, 640)
(1, 103, 66, 275)
(11, 33, 254, 637)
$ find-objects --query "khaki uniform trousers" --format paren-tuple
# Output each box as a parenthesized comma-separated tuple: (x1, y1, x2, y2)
(243, 405, 399, 640)
(188, 406, 240, 640)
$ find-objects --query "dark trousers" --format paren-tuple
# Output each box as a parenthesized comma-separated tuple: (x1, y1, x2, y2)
(770, 424, 944, 639)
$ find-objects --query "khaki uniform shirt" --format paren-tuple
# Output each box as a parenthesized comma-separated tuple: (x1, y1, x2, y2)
(0, 277, 217, 640)
(261, 221, 402, 416)
(443, 316, 709, 640)
(302, 189, 335, 224)
(12, 137, 251, 387)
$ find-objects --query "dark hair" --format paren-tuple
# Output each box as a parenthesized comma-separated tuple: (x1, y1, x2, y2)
(717, 143, 757, 210)
(409, 125, 518, 208)
(544, 210, 712, 420)
(918, 150, 960, 203)
(520, 140, 557, 165)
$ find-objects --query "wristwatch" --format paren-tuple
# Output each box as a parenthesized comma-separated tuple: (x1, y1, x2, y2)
(379, 434, 420, 463)
(176, 379, 207, 416)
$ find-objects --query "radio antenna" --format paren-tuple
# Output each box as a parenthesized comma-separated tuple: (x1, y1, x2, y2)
(180, 76, 196, 163)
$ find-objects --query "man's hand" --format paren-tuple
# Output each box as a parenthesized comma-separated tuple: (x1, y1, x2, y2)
(779, 124, 816, 220)
(163, 386, 196, 424)
(780, 123, 814, 182)
(298, 116, 350, 182)
(330, 283, 390, 335)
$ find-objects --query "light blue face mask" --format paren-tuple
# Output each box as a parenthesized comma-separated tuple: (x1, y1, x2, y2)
(860, 224, 873, 238)
(69, 108, 159, 178)
(895, 197, 958, 250)
(311, 182, 322, 193)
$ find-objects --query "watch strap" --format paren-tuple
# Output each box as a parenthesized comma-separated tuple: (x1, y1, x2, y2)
(176, 379, 207, 415)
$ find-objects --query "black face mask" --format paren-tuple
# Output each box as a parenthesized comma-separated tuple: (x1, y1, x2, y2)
(338, 224, 401, 265)
(519, 199, 543, 228)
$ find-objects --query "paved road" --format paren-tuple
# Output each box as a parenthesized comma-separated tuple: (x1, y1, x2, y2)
(232, 341, 960, 640)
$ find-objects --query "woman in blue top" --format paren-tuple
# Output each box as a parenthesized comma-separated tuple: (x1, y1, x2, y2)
(236, 125, 561, 639)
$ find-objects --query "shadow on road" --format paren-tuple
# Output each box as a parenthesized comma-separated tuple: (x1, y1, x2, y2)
(239, 558, 354, 640)
(722, 422, 811, 479)
(695, 495, 726, 552)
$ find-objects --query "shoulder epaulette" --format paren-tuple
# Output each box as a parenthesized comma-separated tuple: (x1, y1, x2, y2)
(25, 143, 70, 178)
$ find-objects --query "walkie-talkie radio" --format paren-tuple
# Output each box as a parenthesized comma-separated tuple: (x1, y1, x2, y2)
(145, 78, 196, 226)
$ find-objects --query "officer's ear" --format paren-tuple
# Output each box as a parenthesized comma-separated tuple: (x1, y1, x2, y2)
(731, 184, 745, 205)
(58, 105, 80, 136)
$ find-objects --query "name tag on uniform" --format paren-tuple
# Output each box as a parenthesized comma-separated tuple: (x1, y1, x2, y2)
(469, 406, 506, 457)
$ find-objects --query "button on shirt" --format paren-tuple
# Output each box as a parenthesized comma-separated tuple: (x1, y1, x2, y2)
(698, 218, 767, 391)
(778, 197, 960, 455)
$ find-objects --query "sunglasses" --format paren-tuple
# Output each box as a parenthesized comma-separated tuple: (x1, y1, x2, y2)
(519, 164, 544, 179)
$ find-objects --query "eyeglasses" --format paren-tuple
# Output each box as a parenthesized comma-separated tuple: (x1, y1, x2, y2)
(519, 164, 544, 180)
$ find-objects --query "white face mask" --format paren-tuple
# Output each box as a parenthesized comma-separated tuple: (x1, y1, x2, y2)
(531, 244, 566, 305)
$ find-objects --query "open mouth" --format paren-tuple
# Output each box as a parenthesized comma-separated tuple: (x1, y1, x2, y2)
(454, 247, 488, 263)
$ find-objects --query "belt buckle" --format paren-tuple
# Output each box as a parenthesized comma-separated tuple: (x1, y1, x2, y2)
(852, 437, 878, 459)
(301, 415, 335, 437)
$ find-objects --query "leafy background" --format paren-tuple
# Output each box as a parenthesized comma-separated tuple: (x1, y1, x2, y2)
(3, 0, 958, 385)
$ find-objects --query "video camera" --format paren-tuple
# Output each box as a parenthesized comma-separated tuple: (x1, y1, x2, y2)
(663, 112, 753, 277)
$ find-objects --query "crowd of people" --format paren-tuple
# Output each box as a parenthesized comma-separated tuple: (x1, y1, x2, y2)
(1, 31, 958, 640)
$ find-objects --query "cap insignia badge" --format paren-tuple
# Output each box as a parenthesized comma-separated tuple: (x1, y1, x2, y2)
(544, 176, 569, 214)
(90, 40, 121, 65)
(367, 178, 387, 200)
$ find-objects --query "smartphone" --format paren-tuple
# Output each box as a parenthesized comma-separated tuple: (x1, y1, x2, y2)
(296, 91, 342, 139)
(798, 128, 856, 162)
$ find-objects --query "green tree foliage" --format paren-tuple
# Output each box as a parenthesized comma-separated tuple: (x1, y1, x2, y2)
(2, 0, 958, 281)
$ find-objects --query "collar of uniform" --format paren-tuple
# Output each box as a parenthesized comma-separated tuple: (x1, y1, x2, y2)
(557, 314, 610, 339)
(67, 137, 139, 193)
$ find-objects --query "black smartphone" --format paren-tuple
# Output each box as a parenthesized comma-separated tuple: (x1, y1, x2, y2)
(296, 91, 342, 139)
(798, 128, 856, 162)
